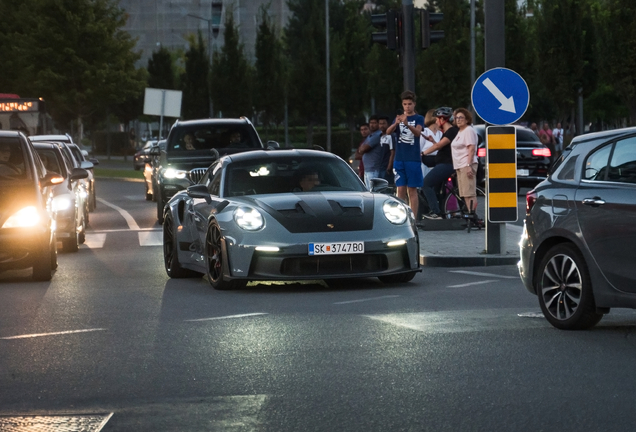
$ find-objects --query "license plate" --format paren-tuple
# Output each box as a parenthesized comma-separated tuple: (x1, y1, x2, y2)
(517, 169, 529, 176)
(309, 242, 364, 255)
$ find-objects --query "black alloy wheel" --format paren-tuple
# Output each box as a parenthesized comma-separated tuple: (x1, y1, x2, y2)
(163, 214, 201, 278)
(156, 194, 165, 224)
(536, 243, 603, 330)
(205, 221, 245, 290)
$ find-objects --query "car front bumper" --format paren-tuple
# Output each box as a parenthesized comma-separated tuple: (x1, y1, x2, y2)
(0, 227, 51, 271)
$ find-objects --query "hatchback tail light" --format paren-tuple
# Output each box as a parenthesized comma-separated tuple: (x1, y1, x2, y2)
(532, 148, 551, 157)
(477, 148, 486, 158)
(526, 189, 537, 214)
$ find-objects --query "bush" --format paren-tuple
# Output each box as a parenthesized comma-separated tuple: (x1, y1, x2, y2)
(92, 131, 135, 155)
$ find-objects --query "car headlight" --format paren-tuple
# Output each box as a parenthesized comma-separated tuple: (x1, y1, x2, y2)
(52, 194, 73, 212)
(383, 199, 407, 224)
(234, 206, 264, 231)
(163, 168, 187, 179)
(2, 206, 41, 228)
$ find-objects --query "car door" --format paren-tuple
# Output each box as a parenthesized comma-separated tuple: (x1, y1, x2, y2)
(188, 162, 224, 258)
(575, 136, 636, 292)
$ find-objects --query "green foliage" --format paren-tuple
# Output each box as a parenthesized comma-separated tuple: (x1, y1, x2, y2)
(254, 4, 286, 127)
(148, 46, 177, 90)
(181, 32, 210, 120)
(210, 9, 253, 118)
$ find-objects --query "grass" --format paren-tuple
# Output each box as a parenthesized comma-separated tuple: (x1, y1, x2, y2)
(94, 167, 144, 179)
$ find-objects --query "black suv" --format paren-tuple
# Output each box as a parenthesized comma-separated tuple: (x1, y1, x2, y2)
(153, 118, 278, 223)
(0, 131, 60, 281)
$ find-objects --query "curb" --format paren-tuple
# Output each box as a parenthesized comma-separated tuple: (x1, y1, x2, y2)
(419, 254, 519, 267)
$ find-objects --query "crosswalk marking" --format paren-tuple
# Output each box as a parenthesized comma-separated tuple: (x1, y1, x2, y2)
(447, 280, 499, 288)
(83, 233, 107, 248)
(138, 231, 163, 246)
(449, 270, 519, 279)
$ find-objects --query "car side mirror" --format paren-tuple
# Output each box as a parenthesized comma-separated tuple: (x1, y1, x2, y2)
(80, 160, 94, 170)
(187, 184, 212, 204)
(41, 172, 64, 187)
(149, 146, 161, 156)
(267, 141, 280, 150)
(369, 178, 390, 193)
(70, 168, 89, 180)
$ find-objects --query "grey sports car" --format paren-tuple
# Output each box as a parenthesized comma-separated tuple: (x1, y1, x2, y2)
(162, 149, 421, 289)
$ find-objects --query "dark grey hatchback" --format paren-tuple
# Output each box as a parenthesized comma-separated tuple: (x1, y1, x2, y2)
(519, 126, 636, 329)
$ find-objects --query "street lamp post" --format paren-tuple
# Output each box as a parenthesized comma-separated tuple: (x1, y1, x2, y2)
(188, 13, 213, 117)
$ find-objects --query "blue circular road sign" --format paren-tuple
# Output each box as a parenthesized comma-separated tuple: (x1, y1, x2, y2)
(471, 68, 529, 125)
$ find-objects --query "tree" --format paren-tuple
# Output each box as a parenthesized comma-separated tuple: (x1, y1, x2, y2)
(595, 0, 636, 125)
(210, 9, 253, 118)
(254, 4, 285, 137)
(285, 0, 327, 145)
(18, 0, 145, 139)
(148, 46, 177, 90)
(181, 32, 210, 120)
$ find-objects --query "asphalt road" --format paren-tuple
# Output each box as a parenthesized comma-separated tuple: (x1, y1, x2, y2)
(2, 179, 636, 431)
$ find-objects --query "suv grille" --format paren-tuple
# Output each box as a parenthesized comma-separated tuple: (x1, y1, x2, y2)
(189, 168, 207, 184)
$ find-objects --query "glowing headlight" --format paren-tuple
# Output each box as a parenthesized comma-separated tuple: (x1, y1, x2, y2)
(52, 195, 73, 212)
(163, 168, 187, 179)
(2, 206, 41, 228)
(234, 207, 264, 231)
(383, 199, 407, 224)
(78, 188, 88, 199)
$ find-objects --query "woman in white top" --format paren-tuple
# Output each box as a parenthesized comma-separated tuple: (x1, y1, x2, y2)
(451, 107, 479, 213)
(420, 109, 442, 179)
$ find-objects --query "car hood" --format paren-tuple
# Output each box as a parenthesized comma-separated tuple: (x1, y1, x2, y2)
(241, 192, 375, 233)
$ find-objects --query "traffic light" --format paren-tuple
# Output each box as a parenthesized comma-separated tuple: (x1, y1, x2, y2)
(371, 10, 399, 51)
(420, 10, 444, 49)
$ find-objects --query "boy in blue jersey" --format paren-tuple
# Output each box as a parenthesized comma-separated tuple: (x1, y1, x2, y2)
(385, 90, 424, 219)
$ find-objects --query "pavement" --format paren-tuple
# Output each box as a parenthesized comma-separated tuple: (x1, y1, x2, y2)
(94, 154, 522, 268)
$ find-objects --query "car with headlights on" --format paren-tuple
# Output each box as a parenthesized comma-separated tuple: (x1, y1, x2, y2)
(474, 124, 552, 190)
(0, 131, 60, 281)
(144, 139, 165, 201)
(153, 117, 278, 223)
(519, 126, 636, 330)
(68, 143, 98, 211)
(161, 149, 420, 290)
(33, 142, 89, 252)
(134, 140, 156, 171)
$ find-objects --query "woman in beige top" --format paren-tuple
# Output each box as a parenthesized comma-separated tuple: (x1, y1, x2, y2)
(451, 108, 479, 213)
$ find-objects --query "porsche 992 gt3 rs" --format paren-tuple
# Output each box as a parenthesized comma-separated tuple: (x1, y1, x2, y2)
(161, 149, 420, 290)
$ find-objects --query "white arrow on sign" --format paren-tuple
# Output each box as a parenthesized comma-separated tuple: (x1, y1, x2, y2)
(482, 78, 516, 113)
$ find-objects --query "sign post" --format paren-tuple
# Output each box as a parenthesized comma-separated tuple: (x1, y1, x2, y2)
(471, 67, 529, 253)
(143, 88, 183, 139)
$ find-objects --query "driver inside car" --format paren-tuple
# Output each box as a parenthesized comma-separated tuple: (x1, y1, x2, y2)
(0, 142, 23, 176)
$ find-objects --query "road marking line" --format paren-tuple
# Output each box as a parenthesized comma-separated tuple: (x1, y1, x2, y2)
(518, 312, 544, 318)
(83, 233, 107, 249)
(334, 295, 400, 305)
(0, 328, 107, 340)
(447, 280, 499, 288)
(96, 198, 140, 230)
(91, 228, 161, 233)
(449, 270, 519, 279)
(185, 313, 268, 322)
(138, 231, 163, 246)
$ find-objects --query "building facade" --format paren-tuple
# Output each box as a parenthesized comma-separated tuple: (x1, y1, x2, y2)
(119, 0, 290, 65)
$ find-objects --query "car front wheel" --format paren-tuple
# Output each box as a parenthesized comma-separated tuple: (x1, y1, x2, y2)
(536, 243, 603, 330)
(205, 221, 246, 290)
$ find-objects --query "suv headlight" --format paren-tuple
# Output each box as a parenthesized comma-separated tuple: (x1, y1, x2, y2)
(2, 206, 41, 228)
(382, 199, 408, 225)
(163, 168, 188, 179)
(234, 206, 264, 231)
(52, 194, 73, 212)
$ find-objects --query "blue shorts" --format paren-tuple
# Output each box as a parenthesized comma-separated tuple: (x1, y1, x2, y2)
(393, 160, 424, 188)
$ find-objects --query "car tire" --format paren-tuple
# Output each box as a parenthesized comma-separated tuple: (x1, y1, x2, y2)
(163, 214, 201, 278)
(378, 271, 417, 284)
(62, 211, 80, 253)
(145, 189, 153, 201)
(78, 215, 86, 245)
(50, 235, 58, 271)
(88, 185, 96, 212)
(205, 221, 246, 290)
(32, 239, 53, 281)
(536, 243, 603, 330)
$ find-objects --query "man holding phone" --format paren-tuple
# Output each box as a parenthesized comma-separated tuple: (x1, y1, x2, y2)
(386, 91, 424, 219)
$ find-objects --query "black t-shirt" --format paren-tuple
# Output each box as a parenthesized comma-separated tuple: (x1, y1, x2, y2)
(435, 126, 459, 165)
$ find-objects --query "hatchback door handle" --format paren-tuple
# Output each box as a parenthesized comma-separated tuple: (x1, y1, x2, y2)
(582, 197, 606, 207)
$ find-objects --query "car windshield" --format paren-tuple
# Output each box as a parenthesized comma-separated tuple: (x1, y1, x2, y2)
(224, 155, 367, 197)
(35, 148, 65, 177)
(0, 137, 29, 181)
(169, 124, 261, 153)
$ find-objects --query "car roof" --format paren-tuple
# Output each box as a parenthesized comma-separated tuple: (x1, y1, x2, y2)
(31, 142, 60, 150)
(570, 126, 636, 146)
(29, 134, 72, 142)
(0, 130, 22, 138)
(174, 118, 251, 128)
(225, 149, 338, 163)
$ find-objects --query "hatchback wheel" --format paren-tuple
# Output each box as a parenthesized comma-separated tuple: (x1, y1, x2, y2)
(536, 243, 603, 330)
(205, 222, 246, 290)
